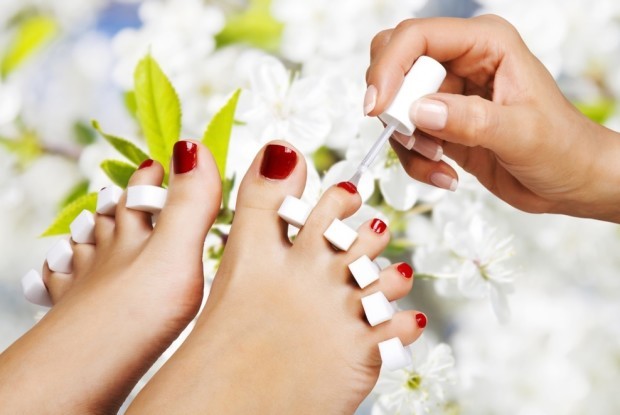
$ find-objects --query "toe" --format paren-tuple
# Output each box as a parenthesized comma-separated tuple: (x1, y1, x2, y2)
(229, 141, 307, 248)
(94, 213, 115, 248)
(362, 262, 414, 301)
(373, 310, 427, 347)
(345, 218, 390, 261)
(70, 240, 96, 277)
(115, 159, 164, 240)
(42, 262, 74, 304)
(294, 182, 362, 252)
(150, 140, 222, 249)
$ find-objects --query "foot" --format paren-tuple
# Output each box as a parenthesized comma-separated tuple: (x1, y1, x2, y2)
(127, 141, 426, 414)
(0, 141, 221, 414)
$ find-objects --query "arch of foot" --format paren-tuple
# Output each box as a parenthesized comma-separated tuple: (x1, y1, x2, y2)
(21, 184, 167, 308)
(277, 192, 413, 371)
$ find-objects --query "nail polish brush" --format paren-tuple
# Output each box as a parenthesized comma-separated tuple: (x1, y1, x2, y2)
(350, 56, 447, 186)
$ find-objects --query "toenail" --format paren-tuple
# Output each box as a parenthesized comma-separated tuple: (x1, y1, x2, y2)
(138, 159, 154, 169)
(370, 218, 387, 234)
(70, 210, 96, 244)
(96, 185, 123, 216)
(21, 269, 52, 307)
(397, 263, 413, 279)
(323, 219, 358, 251)
(378, 337, 412, 371)
(415, 313, 427, 328)
(260, 144, 297, 180)
(337, 181, 357, 194)
(173, 141, 198, 174)
(277, 195, 312, 228)
(46, 238, 73, 274)
(348, 255, 380, 288)
(361, 291, 394, 326)
(126, 185, 168, 214)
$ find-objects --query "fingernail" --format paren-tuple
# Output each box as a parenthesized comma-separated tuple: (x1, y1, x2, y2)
(363, 85, 377, 116)
(337, 181, 357, 194)
(173, 141, 198, 174)
(370, 218, 387, 234)
(410, 98, 447, 130)
(397, 263, 413, 279)
(412, 136, 443, 161)
(138, 159, 154, 170)
(430, 172, 458, 192)
(260, 144, 297, 180)
(393, 132, 415, 150)
(415, 313, 427, 328)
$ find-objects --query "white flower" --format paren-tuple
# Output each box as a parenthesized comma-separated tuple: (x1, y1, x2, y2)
(372, 337, 456, 415)
(237, 56, 331, 153)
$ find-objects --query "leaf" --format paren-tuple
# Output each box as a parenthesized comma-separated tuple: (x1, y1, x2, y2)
(92, 120, 149, 166)
(123, 90, 138, 120)
(215, 0, 282, 52)
(41, 192, 97, 237)
(73, 121, 97, 146)
(574, 99, 615, 124)
(1, 15, 58, 78)
(0, 132, 42, 167)
(100, 159, 136, 188)
(202, 89, 241, 179)
(134, 54, 181, 170)
(60, 180, 90, 208)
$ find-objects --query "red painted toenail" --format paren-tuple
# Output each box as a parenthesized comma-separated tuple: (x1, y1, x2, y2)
(415, 313, 427, 328)
(337, 181, 357, 194)
(260, 144, 297, 180)
(138, 159, 154, 169)
(174, 141, 198, 174)
(370, 218, 387, 234)
(397, 263, 413, 279)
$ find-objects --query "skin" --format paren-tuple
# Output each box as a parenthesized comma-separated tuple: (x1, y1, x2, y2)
(0, 141, 425, 414)
(366, 15, 620, 223)
(126, 141, 425, 414)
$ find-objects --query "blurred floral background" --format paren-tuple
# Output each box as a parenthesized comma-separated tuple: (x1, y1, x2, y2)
(1, 0, 620, 414)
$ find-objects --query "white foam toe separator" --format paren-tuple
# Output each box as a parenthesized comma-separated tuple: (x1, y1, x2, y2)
(46, 238, 73, 274)
(70, 210, 95, 244)
(96, 185, 123, 216)
(323, 219, 358, 251)
(349, 255, 380, 288)
(378, 337, 412, 371)
(126, 185, 167, 214)
(361, 291, 394, 326)
(21, 269, 52, 307)
(277, 195, 312, 228)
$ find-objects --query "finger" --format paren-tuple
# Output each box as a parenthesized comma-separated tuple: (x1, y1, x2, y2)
(369, 29, 393, 62)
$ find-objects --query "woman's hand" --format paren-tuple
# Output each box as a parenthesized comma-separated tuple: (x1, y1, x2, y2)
(366, 15, 620, 223)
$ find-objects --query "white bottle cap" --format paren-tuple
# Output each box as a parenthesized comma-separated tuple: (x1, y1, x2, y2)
(378, 56, 447, 136)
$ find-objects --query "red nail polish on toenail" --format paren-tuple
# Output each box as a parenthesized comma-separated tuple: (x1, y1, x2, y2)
(174, 141, 198, 174)
(138, 159, 154, 169)
(337, 181, 357, 194)
(260, 144, 297, 180)
(415, 313, 427, 328)
(370, 218, 387, 234)
(397, 263, 413, 279)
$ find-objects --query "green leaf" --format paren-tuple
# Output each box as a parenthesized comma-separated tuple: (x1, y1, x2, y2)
(574, 99, 615, 124)
(41, 192, 97, 237)
(73, 121, 97, 146)
(92, 120, 149, 166)
(123, 90, 138, 120)
(215, 0, 283, 52)
(202, 89, 241, 179)
(60, 180, 89, 208)
(100, 159, 136, 188)
(0, 131, 42, 167)
(134, 54, 181, 170)
(1, 15, 58, 78)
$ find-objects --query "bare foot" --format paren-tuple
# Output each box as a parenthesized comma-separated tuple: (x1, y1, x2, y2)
(0, 140, 221, 414)
(127, 141, 426, 414)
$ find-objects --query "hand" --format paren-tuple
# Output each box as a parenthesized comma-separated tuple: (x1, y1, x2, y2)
(366, 15, 620, 223)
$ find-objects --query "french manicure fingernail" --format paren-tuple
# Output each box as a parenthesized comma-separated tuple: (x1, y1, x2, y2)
(138, 159, 154, 170)
(173, 141, 198, 174)
(430, 172, 458, 192)
(412, 136, 443, 161)
(337, 181, 358, 194)
(370, 218, 387, 234)
(410, 98, 447, 130)
(261, 144, 297, 180)
(364, 85, 377, 116)
(393, 132, 415, 150)
(397, 263, 413, 279)
(415, 313, 427, 328)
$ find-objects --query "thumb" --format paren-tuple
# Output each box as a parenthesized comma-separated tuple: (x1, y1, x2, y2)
(409, 93, 540, 159)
